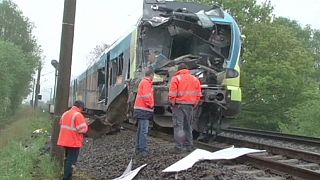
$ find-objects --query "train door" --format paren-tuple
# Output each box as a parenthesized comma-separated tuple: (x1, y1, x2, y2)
(106, 53, 125, 106)
(105, 52, 110, 105)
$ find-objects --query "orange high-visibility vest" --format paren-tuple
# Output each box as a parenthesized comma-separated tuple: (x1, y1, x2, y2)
(169, 69, 202, 105)
(57, 106, 88, 148)
(134, 77, 154, 112)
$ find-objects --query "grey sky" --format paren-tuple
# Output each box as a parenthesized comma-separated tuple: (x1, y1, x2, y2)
(11, 0, 320, 102)
(268, 0, 320, 29)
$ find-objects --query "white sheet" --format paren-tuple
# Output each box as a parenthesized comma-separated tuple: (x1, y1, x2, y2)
(163, 146, 265, 172)
(113, 159, 147, 180)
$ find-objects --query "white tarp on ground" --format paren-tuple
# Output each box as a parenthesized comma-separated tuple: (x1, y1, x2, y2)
(162, 146, 265, 173)
(113, 159, 147, 180)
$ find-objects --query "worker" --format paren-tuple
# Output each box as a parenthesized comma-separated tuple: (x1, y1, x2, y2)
(57, 100, 88, 180)
(169, 63, 202, 152)
(133, 67, 154, 157)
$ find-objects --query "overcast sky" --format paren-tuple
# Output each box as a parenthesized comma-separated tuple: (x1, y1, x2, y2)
(11, 0, 320, 102)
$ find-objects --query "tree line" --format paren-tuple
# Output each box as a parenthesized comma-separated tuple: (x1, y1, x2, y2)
(185, 0, 320, 137)
(0, 0, 41, 121)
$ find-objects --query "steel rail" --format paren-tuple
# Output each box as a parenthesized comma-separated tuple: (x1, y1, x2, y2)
(122, 123, 320, 180)
(223, 127, 320, 147)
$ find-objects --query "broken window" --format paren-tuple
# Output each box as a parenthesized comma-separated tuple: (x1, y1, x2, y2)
(97, 68, 105, 87)
(109, 53, 125, 86)
(97, 68, 105, 100)
(111, 60, 117, 85)
(117, 54, 124, 76)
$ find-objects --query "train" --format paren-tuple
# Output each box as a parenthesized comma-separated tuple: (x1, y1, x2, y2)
(69, 0, 242, 138)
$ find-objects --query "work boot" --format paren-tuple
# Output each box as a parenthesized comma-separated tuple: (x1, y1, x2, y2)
(168, 147, 187, 154)
(135, 150, 149, 158)
(185, 146, 194, 152)
(197, 133, 210, 143)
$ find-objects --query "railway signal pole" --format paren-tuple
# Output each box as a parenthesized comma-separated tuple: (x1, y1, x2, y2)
(50, 0, 77, 164)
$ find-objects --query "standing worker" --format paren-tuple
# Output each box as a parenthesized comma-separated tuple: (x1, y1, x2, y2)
(57, 100, 88, 180)
(134, 67, 154, 157)
(169, 63, 202, 152)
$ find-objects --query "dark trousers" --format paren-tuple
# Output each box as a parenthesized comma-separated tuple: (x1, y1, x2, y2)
(63, 147, 80, 180)
(135, 119, 149, 154)
(172, 104, 194, 150)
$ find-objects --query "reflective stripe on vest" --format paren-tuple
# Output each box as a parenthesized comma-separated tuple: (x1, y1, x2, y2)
(76, 122, 87, 133)
(176, 91, 202, 96)
(134, 106, 154, 112)
(169, 92, 177, 96)
(136, 93, 152, 99)
(61, 112, 81, 132)
(175, 99, 199, 105)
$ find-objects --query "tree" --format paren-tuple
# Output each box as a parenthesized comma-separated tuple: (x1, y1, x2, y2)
(0, 40, 36, 116)
(182, 0, 273, 26)
(237, 22, 315, 130)
(86, 43, 109, 66)
(0, 0, 40, 119)
(0, 0, 39, 54)
(185, 0, 320, 132)
(281, 91, 320, 137)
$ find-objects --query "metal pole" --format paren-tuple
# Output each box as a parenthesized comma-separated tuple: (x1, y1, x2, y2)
(53, 68, 57, 105)
(31, 78, 35, 107)
(50, 88, 53, 104)
(50, 0, 77, 164)
(34, 62, 42, 108)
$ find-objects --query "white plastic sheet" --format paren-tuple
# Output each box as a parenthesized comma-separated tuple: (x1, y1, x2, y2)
(113, 159, 147, 180)
(163, 146, 265, 172)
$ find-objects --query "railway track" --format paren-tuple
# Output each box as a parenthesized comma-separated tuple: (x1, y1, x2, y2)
(222, 127, 320, 147)
(122, 123, 320, 180)
(216, 127, 320, 179)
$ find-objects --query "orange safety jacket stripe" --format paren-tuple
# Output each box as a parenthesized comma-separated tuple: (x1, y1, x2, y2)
(136, 93, 153, 99)
(133, 106, 154, 112)
(169, 91, 202, 96)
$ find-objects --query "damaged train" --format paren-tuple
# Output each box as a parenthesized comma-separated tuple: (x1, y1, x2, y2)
(69, 0, 242, 138)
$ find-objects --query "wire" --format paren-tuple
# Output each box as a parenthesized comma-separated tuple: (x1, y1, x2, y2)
(41, 70, 55, 76)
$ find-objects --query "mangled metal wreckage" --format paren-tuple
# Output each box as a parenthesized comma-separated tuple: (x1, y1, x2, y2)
(75, 0, 242, 138)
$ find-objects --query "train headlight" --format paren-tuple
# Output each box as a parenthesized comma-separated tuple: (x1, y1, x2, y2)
(226, 69, 239, 78)
(216, 93, 224, 101)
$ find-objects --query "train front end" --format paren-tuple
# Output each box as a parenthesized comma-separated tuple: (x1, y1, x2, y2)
(132, 0, 242, 131)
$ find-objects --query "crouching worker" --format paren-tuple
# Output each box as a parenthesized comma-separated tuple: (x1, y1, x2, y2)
(134, 67, 154, 157)
(57, 100, 88, 180)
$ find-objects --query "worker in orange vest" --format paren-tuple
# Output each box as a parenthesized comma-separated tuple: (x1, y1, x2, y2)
(169, 63, 202, 152)
(133, 67, 154, 157)
(57, 100, 88, 180)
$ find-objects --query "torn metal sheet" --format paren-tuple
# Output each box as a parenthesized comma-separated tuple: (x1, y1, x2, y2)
(113, 159, 147, 180)
(162, 146, 265, 172)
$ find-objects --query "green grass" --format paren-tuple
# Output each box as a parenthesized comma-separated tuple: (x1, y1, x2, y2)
(0, 107, 59, 180)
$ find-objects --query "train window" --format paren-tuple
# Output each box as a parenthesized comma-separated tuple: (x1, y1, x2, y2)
(97, 68, 105, 87)
(127, 58, 130, 79)
(111, 60, 117, 85)
(109, 68, 113, 86)
(118, 54, 124, 76)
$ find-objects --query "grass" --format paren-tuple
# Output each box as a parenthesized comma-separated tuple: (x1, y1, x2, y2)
(0, 107, 59, 180)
